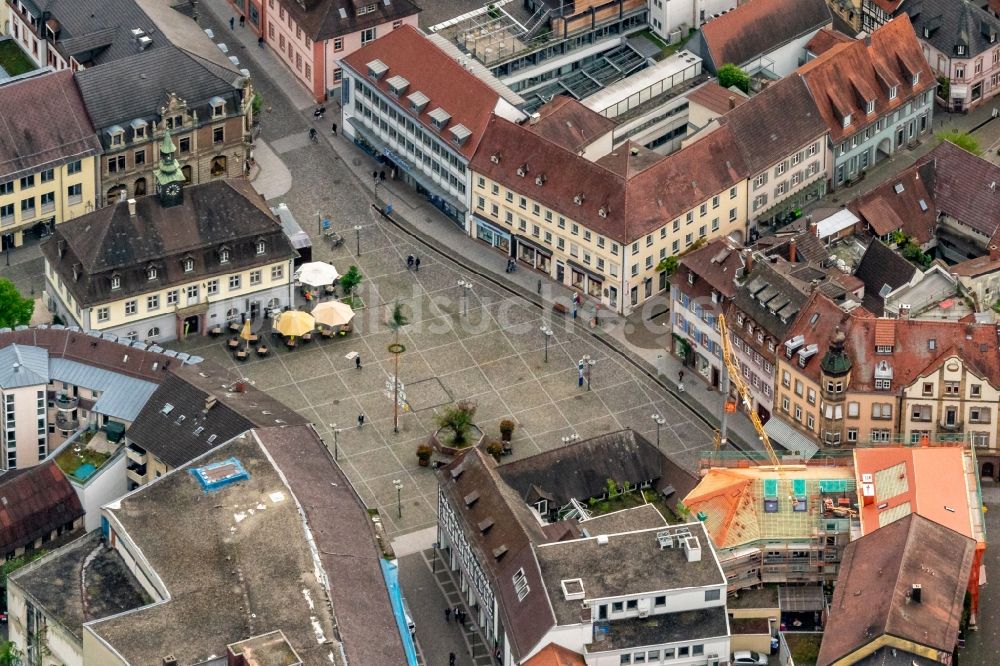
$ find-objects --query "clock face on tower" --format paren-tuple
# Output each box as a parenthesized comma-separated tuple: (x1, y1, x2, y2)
(165, 183, 181, 197)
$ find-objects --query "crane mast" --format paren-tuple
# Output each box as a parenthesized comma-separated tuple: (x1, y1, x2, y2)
(717, 313, 781, 466)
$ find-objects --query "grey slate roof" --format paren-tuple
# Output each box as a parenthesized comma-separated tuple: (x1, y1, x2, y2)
(0, 70, 102, 182)
(730, 262, 809, 343)
(721, 74, 827, 173)
(31, 0, 163, 66)
(497, 429, 695, 508)
(75, 45, 242, 129)
(49, 358, 158, 421)
(908, 0, 1000, 59)
(0, 344, 49, 389)
(282, 0, 421, 42)
(41, 179, 296, 308)
(853, 239, 917, 315)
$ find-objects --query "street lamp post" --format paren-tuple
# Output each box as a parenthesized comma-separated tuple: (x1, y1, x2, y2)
(579, 354, 596, 391)
(651, 414, 666, 447)
(458, 280, 472, 316)
(329, 423, 341, 460)
(540, 326, 553, 363)
(354, 224, 363, 256)
(393, 478, 403, 518)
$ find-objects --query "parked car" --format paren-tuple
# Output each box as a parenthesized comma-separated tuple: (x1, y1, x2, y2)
(732, 651, 767, 666)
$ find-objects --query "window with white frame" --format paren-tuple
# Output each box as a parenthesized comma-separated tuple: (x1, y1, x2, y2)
(229, 275, 242, 290)
(512, 568, 530, 601)
(125, 300, 137, 315)
(271, 265, 284, 281)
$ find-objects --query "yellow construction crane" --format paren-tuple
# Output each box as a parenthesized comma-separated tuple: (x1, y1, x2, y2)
(717, 313, 781, 467)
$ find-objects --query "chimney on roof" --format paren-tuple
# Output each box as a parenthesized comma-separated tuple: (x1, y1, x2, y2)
(12, 362, 19, 373)
(728, 96, 736, 109)
(744, 249, 754, 274)
(204, 395, 217, 413)
(127, 198, 137, 217)
(911, 583, 922, 603)
(789, 238, 798, 263)
(990, 244, 1000, 260)
(529, 112, 541, 125)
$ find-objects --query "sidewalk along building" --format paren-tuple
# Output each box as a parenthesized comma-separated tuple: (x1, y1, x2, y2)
(816, 513, 974, 666)
(0, 70, 100, 249)
(771, 291, 1000, 455)
(7, 425, 408, 665)
(436, 430, 725, 665)
(681, 461, 858, 592)
(220, 0, 419, 101)
(469, 113, 749, 314)
(40, 173, 297, 342)
(852, 444, 987, 623)
(73, 0, 255, 206)
(797, 15, 935, 189)
(340, 25, 527, 225)
(669, 238, 744, 389)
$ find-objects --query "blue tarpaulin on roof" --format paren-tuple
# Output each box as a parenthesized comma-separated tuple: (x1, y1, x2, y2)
(380, 559, 419, 666)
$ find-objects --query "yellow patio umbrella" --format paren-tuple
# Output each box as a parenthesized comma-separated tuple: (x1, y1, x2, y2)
(239, 319, 253, 351)
(311, 301, 356, 328)
(273, 310, 315, 339)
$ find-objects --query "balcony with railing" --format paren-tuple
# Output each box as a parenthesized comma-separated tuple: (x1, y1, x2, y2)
(126, 445, 147, 465)
(126, 465, 146, 484)
(54, 394, 79, 410)
(55, 412, 79, 432)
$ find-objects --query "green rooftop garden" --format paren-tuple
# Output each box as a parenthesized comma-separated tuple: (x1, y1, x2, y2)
(0, 39, 37, 77)
(55, 432, 112, 482)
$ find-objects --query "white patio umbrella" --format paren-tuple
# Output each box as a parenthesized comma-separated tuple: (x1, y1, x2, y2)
(311, 301, 356, 328)
(295, 261, 340, 287)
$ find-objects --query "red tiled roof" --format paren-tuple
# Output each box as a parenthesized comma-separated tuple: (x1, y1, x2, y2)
(785, 292, 1000, 389)
(0, 70, 101, 181)
(805, 27, 854, 56)
(950, 254, 1000, 277)
(672, 237, 744, 300)
(871, 0, 905, 13)
(700, 0, 832, 69)
(849, 160, 937, 243)
(342, 25, 504, 160)
(915, 140, 1000, 240)
(0, 461, 84, 554)
(686, 81, 748, 115)
(798, 15, 934, 141)
(280, 0, 420, 42)
(523, 643, 587, 666)
(874, 319, 895, 347)
(528, 97, 615, 154)
(470, 116, 748, 244)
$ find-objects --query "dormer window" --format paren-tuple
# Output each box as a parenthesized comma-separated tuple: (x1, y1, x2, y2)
(842, 114, 851, 127)
(888, 85, 898, 100)
(256, 240, 266, 255)
(865, 99, 875, 115)
(428, 107, 451, 131)
(490, 153, 501, 164)
(147, 266, 157, 281)
(573, 193, 584, 205)
(111, 274, 121, 290)
(220, 248, 231, 263)
(516, 164, 528, 177)
(210, 96, 226, 118)
(598, 206, 608, 218)
(912, 71, 921, 86)
(107, 125, 125, 146)
(366, 59, 388, 80)
(408, 91, 429, 114)
(386, 75, 409, 97)
(535, 174, 545, 186)
(183, 258, 194, 272)
(450, 123, 471, 147)
(957, 45, 966, 56)
(131, 118, 147, 139)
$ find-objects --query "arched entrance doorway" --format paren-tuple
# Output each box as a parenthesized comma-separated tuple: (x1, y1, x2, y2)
(875, 137, 892, 164)
(134, 177, 147, 196)
(982, 462, 995, 479)
(182, 314, 200, 337)
(106, 185, 127, 206)
(181, 165, 192, 182)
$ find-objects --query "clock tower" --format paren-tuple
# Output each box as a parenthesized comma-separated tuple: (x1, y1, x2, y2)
(153, 130, 186, 207)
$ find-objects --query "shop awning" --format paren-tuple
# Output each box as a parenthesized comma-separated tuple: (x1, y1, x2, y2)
(472, 214, 510, 236)
(515, 234, 552, 256)
(568, 260, 604, 282)
(763, 417, 819, 459)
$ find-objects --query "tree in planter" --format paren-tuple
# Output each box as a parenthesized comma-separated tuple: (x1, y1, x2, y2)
(499, 418, 516, 442)
(0, 279, 33, 329)
(717, 64, 750, 94)
(486, 440, 505, 462)
(416, 443, 432, 466)
(436, 400, 478, 447)
(339, 265, 363, 306)
(387, 301, 409, 434)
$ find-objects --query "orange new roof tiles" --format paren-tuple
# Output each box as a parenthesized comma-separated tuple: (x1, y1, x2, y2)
(524, 644, 587, 666)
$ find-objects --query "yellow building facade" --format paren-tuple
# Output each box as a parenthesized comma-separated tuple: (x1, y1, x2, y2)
(0, 69, 102, 249)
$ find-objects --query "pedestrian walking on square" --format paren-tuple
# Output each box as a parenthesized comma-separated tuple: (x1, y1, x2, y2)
(373, 171, 378, 184)
(229, 16, 235, 29)
(444, 607, 451, 622)
(379, 170, 386, 182)
(331, 122, 337, 135)
(257, 36, 264, 48)
(355, 354, 362, 370)
(406, 255, 414, 270)
(239, 15, 245, 27)
(449, 653, 456, 666)
(357, 413, 365, 428)
(414, 256, 421, 271)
